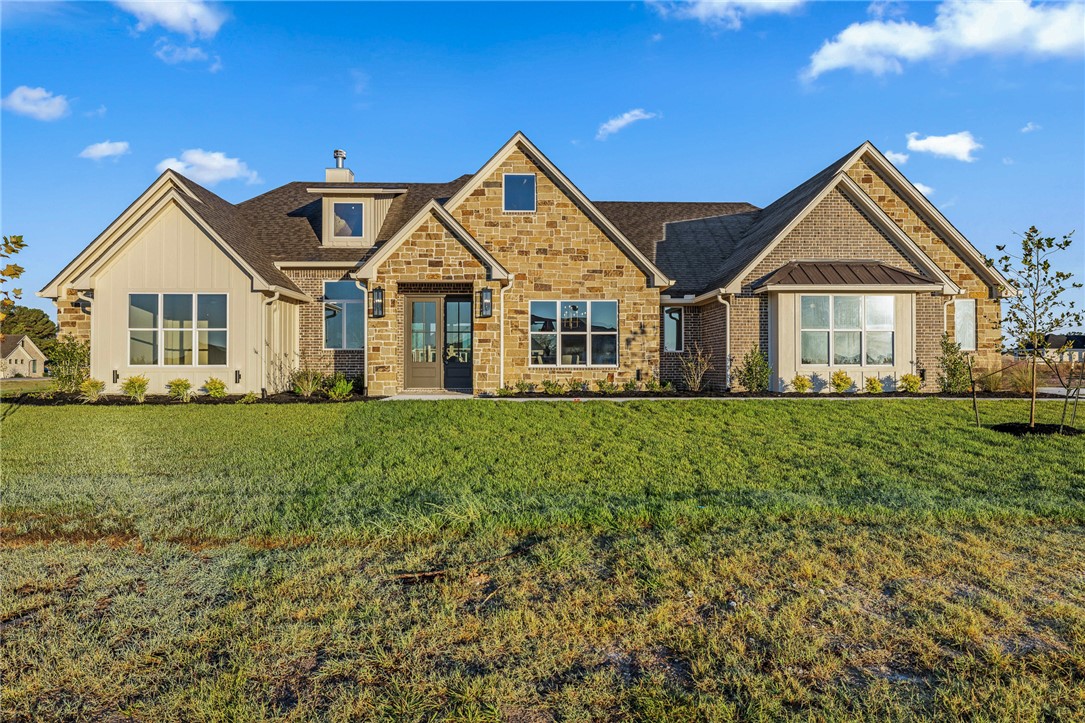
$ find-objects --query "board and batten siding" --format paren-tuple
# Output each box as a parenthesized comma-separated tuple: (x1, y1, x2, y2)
(90, 202, 271, 394)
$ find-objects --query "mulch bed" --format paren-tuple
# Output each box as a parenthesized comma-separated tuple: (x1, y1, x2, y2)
(6, 392, 377, 406)
(988, 422, 1082, 437)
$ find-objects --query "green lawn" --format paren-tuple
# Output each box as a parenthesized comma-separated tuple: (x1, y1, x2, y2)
(2, 400, 1083, 721)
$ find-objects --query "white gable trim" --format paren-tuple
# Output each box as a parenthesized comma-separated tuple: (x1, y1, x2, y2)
(722, 173, 961, 296)
(353, 200, 511, 282)
(856, 143, 1014, 296)
(443, 131, 673, 288)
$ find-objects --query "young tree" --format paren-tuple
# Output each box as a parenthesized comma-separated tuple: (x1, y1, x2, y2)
(989, 227, 1083, 427)
(1, 234, 28, 335)
(1, 305, 58, 356)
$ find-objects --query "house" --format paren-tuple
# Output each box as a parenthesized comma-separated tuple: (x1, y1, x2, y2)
(39, 132, 1010, 395)
(1, 334, 47, 378)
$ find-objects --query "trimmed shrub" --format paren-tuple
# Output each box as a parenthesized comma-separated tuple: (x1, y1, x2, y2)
(78, 378, 105, 404)
(643, 375, 662, 393)
(830, 370, 854, 393)
(937, 333, 971, 394)
(236, 392, 259, 404)
(864, 376, 883, 394)
(120, 375, 149, 403)
(541, 379, 564, 395)
(595, 378, 619, 395)
(325, 374, 354, 401)
(790, 374, 812, 393)
(50, 334, 90, 393)
(514, 380, 535, 394)
(898, 373, 922, 393)
(622, 379, 639, 393)
(565, 378, 588, 394)
(204, 377, 228, 399)
(495, 385, 515, 397)
(735, 347, 771, 392)
(167, 378, 194, 402)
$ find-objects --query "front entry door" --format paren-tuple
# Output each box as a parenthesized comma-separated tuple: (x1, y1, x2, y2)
(443, 296, 473, 391)
(405, 297, 441, 389)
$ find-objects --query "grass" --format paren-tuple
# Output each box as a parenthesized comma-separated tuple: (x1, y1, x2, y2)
(2, 399, 1083, 721)
(0, 377, 54, 399)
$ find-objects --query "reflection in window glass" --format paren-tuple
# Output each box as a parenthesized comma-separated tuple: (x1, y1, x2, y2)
(955, 298, 976, 351)
(324, 281, 365, 350)
(197, 294, 227, 329)
(129, 330, 157, 365)
(503, 174, 536, 212)
(127, 293, 226, 365)
(801, 331, 829, 365)
(834, 296, 861, 330)
(530, 300, 619, 366)
(866, 331, 894, 365)
(530, 334, 557, 365)
(163, 294, 193, 329)
(530, 301, 557, 332)
(663, 307, 683, 352)
(834, 331, 861, 365)
(801, 296, 830, 329)
(199, 330, 228, 365)
(129, 294, 158, 329)
(799, 294, 895, 366)
(333, 203, 363, 237)
(561, 302, 587, 332)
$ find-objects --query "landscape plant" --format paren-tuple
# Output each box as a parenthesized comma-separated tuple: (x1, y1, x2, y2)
(291, 368, 324, 397)
(120, 375, 149, 403)
(77, 378, 105, 404)
(937, 333, 971, 394)
(864, 376, 883, 394)
(595, 378, 619, 395)
(166, 378, 194, 403)
(514, 380, 535, 394)
(790, 374, 812, 393)
(830, 370, 853, 393)
(204, 377, 228, 399)
(898, 373, 922, 393)
(976, 368, 1002, 393)
(565, 378, 588, 394)
(643, 375, 661, 392)
(622, 379, 639, 393)
(236, 392, 259, 404)
(734, 347, 770, 392)
(325, 374, 354, 401)
(49, 334, 90, 393)
(541, 379, 563, 395)
(989, 226, 1083, 427)
(677, 343, 713, 392)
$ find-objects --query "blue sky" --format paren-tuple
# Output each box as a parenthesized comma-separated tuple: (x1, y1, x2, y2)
(3, 1, 1083, 321)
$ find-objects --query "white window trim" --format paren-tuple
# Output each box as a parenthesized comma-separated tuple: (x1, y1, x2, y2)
(127, 292, 229, 367)
(322, 281, 366, 350)
(955, 298, 977, 351)
(663, 306, 684, 353)
(798, 294, 895, 368)
(332, 201, 365, 241)
(528, 299, 620, 368)
(502, 173, 536, 213)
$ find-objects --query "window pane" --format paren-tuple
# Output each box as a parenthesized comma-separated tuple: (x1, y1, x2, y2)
(324, 280, 366, 301)
(129, 330, 157, 365)
(801, 296, 829, 329)
(531, 334, 557, 365)
(164, 330, 192, 365)
(834, 296, 862, 330)
(345, 303, 365, 349)
(866, 331, 894, 365)
(503, 174, 536, 211)
(800, 331, 828, 365)
(333, 203, 363, 237)
(866, 296, 895, 331)
(197, 294, 227, 329)
(590, 301, 618, 332)
(530, 301, 557, 332)
(163, 294, 193, 329)
(560, 302, 587, 333)
(591, 334, 618, 365)
(663, 307, 683, 352)
(561, 334, 587, 365)
(324, 303, 343, 349)
(199, 330, 227, 365)
(129, 294, 158, 329)
(834, 331, 861, 365)
(955, 299, 976, 351)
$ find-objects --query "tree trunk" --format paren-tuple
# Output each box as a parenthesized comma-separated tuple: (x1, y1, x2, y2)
(1030, 354, 1038, 428)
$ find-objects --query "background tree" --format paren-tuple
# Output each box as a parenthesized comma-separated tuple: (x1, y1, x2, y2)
(1, 305, 58, 356)
(1, 234, 28, 336)
(989, 226, 1083, 427)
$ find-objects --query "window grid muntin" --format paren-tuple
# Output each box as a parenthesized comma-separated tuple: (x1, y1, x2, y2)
(529, 299, 619, 367)
(127, 293, 228, 367)
(799, 294, 895, 367)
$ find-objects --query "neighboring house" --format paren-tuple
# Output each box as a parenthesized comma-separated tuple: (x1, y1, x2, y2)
(1040, 334, 1085, 362)
(39, 132, 1011, 395)
(1, 335, 47, 378)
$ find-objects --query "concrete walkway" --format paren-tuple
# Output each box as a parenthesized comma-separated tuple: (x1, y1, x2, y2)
(383, 393, 1074, 402)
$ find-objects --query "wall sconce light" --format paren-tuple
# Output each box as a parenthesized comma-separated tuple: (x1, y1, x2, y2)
(235, 370, 242, 384)
(479, 287, 493, 318)
(371, 287, 385, 318)
(112, 370, 119, 383)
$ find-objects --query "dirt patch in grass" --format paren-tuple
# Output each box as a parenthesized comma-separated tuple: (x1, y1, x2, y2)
(988, 422, 1082, 436)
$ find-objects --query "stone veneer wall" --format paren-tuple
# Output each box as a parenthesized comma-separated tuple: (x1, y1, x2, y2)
(56, 289, 91, 342)
(450, 145, 661, 391)
(728, 187, 936, 390)
(284, 267, 366, 379)
(848, 158, 1002, 370)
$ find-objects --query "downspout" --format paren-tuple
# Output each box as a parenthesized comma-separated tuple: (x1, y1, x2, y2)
(499, 277, 515, 389)
(354, 278, 368, 396)
(261, 291, 279, 395)
(715, 292, 731, 389)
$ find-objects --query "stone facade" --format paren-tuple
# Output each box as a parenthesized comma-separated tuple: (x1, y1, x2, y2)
(56, 288, 91, 342)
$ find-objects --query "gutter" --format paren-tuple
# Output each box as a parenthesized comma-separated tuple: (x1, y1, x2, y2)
(499, 277, 515, 389)
(260, 291, 280, 394)
(354, 278, 369, 396)
(716, 292, 732, 389)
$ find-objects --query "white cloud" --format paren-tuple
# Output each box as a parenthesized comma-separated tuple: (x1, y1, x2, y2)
(114, 0, 226, 39)
(1, 85, 70, 121)
(596, 109, 659, 140)
(156, 149, 261, 185)
(650, 33, 664, 43)
(79, 140, 130, 160)
(906, 131, 982, 162)
(867, 1, 907, 20)
(913, 182, 935, 197)
(653, 0, 804, 30)
(884, 150, 909, 165)
(85, 104, 108, 118)
(1020, 121, 1041, 133)
(805, 0, 1085, 79)
(154, 40, 208, 64)
(1002, 157, 1015, 165)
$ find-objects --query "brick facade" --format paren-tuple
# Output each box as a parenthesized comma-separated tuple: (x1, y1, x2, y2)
(284, 267, 366, 379)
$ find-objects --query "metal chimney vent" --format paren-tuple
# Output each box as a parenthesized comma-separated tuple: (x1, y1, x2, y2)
(333, 149, 347, 168)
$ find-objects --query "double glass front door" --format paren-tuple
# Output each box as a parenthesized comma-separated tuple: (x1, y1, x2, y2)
(404, 295, 472, 391)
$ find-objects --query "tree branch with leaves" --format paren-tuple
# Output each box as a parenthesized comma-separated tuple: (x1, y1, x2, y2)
(1, 234, 28, 336)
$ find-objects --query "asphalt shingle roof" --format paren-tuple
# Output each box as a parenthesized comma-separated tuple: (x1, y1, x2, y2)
(1, 334, 29, 358)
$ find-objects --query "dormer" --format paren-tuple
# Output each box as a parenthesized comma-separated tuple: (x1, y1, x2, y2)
(308, 150, 405, 247)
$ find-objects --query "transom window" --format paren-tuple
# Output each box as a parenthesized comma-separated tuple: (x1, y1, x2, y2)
(324, 281, 365, 350)
(333, 202, 363, 238)
(503, 173, 536, 212)
(800, 295, 894, 366)
(530, 300, 618, 366)
(128, 293, 228, 366)
(663, 307, 684, 352)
